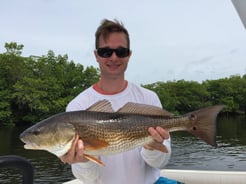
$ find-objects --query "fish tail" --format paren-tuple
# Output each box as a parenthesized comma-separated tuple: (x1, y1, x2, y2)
(186, 105, 225, 147)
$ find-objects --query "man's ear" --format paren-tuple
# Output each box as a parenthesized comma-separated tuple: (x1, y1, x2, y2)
(129, 50, 132, 57)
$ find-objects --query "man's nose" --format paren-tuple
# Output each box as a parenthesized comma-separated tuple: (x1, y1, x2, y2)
(109, 51, 118, 60)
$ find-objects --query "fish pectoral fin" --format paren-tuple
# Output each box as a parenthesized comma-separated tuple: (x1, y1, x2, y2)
(145, 141, 169, 153)
(157, 144, 168, 153)
(84, 154, 105, 166)
(84, 139, 109, 150)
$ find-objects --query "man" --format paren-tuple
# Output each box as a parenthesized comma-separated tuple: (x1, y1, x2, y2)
(61, 19, 171, 184)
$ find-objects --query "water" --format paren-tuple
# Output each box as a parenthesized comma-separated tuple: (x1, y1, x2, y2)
(167, 116, 246, 171)
(0, 116, 246, 183)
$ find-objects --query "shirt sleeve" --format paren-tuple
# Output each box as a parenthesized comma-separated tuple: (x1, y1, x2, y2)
(71, 162, 100, 184)
(140, 137, 171, 169)
(140, 88, 172, 169)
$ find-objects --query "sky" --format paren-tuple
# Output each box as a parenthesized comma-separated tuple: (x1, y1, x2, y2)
(1, 0, 246, 85)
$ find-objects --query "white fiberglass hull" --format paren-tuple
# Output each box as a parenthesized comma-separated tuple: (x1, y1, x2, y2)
(63, 169, 246, 184)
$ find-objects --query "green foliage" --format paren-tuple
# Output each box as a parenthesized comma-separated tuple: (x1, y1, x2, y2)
(4, 42, 24, 56)
(0, 42, 100, 126)
(204, 75, 246, 114)
(144, 80, 211, 114)
(0, 89, 12, 125)
(143, 76, 246, 115)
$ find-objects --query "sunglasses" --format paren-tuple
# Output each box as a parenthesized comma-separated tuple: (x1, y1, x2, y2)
(97, 47, 130, 58)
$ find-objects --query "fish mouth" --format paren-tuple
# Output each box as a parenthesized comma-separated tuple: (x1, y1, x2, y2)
(21, 140, 40, 150)
(20, 133, 40, 150)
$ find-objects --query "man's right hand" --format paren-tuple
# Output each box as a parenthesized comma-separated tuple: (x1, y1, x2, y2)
(60, 134, 89, 164)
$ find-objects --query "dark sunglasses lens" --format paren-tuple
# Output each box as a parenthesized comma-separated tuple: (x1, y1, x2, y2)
(97, 48, 130, 58)
(115, 48, 130, 57)
(97, 48, 113, 58)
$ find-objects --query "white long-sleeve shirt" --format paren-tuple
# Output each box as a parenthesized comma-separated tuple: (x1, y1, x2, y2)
(66, 82, 171, 184)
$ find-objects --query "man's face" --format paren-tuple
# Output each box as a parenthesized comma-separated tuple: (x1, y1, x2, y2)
(94, 32, 132, 79)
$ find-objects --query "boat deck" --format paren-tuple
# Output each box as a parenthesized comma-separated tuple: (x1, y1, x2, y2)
(63, 169, 246, 184)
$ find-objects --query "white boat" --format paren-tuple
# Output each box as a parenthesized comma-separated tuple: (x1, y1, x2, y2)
(63, 169, 246, 184)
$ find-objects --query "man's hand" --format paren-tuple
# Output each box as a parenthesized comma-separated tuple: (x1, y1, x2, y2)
(144, 126, 169, 153)
(60, 135, 89, 164)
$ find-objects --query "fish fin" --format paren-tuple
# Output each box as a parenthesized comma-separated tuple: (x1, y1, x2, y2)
(84, 154, 105, 166)
(145, 142, 169, 153)
(118, 102, 173, 116)
(187, 105, 225, 147)
(86, 100, 114, 112)
(83, 139, 109, 150)
(159, 145, 169, 153)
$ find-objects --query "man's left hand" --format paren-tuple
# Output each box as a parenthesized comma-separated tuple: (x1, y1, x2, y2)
(144, 126, 169, 153)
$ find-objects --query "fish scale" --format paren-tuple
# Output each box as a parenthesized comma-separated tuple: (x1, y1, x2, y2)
(70, 112, 198, 155)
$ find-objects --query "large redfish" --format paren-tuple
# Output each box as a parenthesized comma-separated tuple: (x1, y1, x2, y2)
(20, 100, 224, 166)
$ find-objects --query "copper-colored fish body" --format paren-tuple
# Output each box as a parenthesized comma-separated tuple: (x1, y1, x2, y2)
(20, 100, 225, 165)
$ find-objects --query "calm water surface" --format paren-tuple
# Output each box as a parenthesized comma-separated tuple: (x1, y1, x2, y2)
(0, 116, 246, 183)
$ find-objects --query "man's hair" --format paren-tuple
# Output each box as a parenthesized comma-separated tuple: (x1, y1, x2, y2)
(95, 19, 130, 49)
